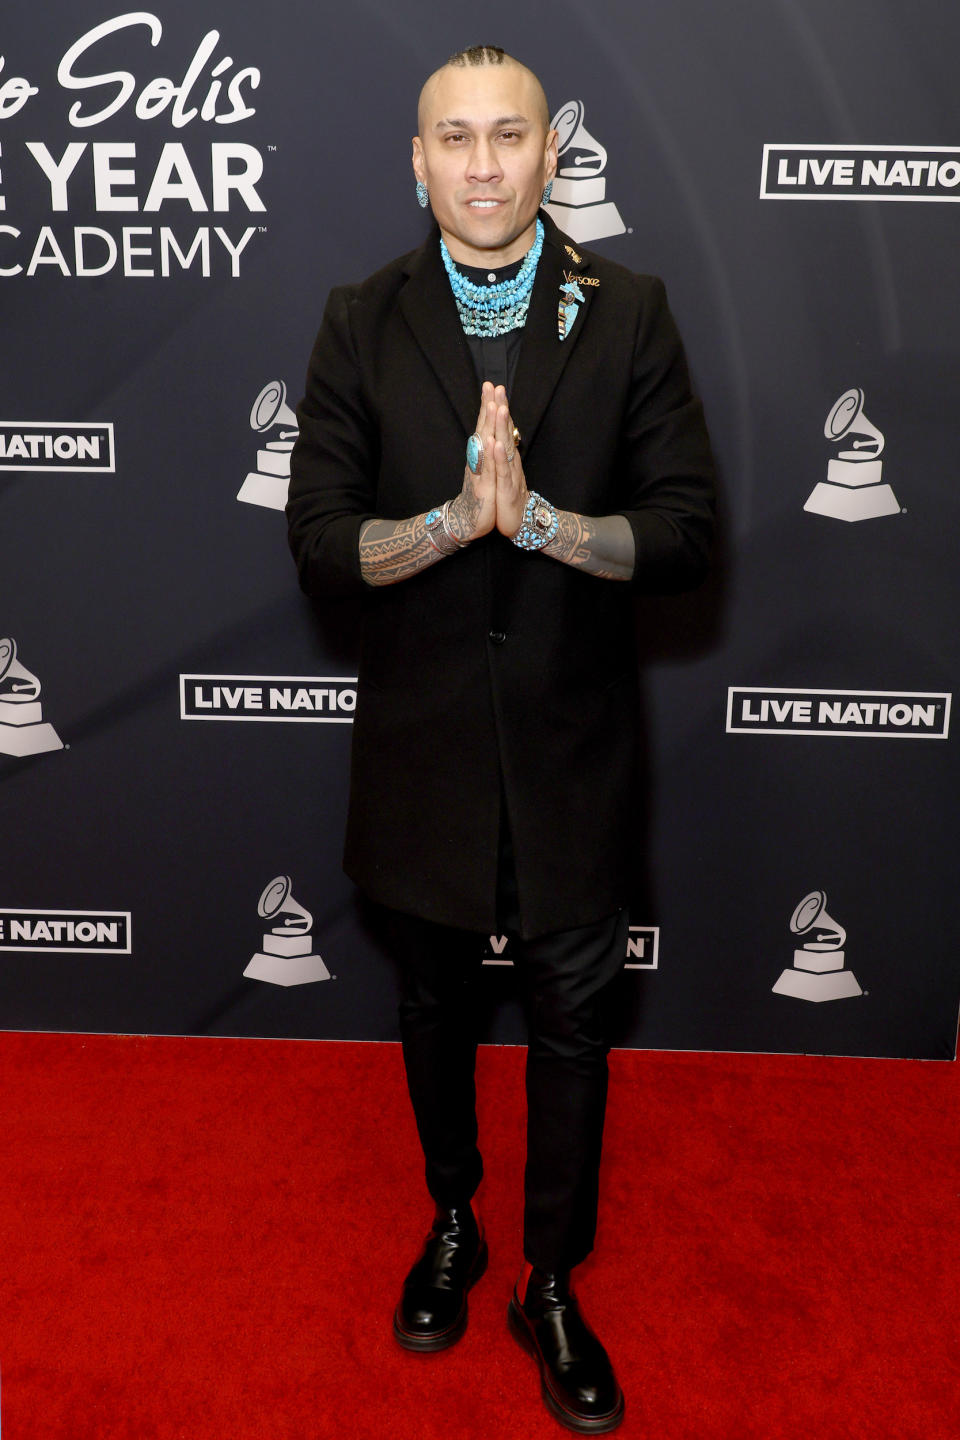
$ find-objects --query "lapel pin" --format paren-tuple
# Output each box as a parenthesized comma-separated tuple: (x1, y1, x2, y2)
(558, 279, 585, 342)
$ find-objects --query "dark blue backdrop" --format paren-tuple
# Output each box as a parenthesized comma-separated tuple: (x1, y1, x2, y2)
(2, 0, 957, 1058)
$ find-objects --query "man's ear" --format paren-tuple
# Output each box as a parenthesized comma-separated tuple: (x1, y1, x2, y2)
(544, 128, 559, 183)
(412, 135, 425, 185)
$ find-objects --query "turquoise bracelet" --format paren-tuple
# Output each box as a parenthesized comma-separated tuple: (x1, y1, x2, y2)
(512, 492, 559, 551)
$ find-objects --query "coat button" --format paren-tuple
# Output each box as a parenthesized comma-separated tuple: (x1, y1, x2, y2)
(488, 630, 506, 645)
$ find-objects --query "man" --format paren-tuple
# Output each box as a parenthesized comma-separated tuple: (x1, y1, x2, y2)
(287, 46, 715, 1434)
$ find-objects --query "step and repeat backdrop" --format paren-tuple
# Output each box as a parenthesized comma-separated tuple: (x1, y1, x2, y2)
(3, 1, 957, 1058)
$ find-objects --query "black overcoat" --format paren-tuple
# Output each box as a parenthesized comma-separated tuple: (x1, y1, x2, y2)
(287, 212, 716, 938)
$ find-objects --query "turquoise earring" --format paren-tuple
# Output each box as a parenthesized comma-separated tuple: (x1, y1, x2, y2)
(541, 180, 554, 204)
(416, 180, 429, 209)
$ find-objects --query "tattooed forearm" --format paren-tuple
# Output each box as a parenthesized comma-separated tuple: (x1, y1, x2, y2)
(359, 514, 444, 587)
(544, 510, 589, 563)
(542, 511, 635, 581)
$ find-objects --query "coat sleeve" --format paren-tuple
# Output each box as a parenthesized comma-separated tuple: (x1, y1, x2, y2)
(286, 285, 379, 599)
(611, 276, 717, 594)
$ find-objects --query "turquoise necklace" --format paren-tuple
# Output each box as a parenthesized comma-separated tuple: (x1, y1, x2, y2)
(440, 219, 544, 337)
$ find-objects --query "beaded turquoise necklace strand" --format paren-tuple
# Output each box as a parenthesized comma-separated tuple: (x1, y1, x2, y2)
(440, 219, 544, 337)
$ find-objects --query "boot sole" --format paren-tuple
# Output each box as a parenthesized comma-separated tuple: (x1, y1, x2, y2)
(507, 1295, 625, 1434)
(393, 1239, 488, 1352)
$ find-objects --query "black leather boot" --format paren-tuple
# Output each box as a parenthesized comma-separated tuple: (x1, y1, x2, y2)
(393, 1201, 488, 1351)
(508, 1264, 624, 1433)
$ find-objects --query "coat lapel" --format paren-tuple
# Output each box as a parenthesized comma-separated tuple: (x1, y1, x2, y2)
(397, 213, 595, 451)
(510, 211, 595, 454)
(398, 232, 478, 437)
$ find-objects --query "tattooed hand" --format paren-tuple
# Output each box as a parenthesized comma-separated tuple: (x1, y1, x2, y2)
(358, 381, 503, 585)
(447, 381, 500, 543)
(490, 387, 636, 579)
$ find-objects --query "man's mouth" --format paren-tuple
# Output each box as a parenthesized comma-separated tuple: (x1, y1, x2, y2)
(467, 199, 503, 209)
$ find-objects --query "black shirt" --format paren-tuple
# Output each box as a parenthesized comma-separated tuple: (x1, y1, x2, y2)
(453, 256, 526, 392)
(450, 255, 531, 923)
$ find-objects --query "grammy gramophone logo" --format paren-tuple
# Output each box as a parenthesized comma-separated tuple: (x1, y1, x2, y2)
(805, 388, 900, 522)
(243, 875, 331, 986)
(0, 638, 62, 757)
(542, 100, 626, 244)
(236, 380, 299, 511)
(772, 890, 863, 1002)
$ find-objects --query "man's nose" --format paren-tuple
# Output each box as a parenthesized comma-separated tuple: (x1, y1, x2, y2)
(467, 141, 502, 183)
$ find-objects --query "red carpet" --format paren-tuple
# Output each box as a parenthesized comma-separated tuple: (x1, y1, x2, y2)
(0, 1033, 956, 1438)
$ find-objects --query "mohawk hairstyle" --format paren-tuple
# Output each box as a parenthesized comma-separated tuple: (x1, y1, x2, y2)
(418, 47, 550, 131)
(447, 45, 508, 67)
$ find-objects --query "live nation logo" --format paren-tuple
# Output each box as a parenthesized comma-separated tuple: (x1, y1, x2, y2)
(726, 688, 951, 739)
(0, 420, 115, 471)
(483, 925, 659, 969)
(180, 674, 356, 722)
(761, 145, 960, 202)
(0, 907, 132, 954)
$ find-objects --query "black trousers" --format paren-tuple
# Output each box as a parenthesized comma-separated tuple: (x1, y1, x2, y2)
(384, 897, 628, 1273)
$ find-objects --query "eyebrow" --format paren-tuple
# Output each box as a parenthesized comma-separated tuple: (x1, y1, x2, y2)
(434, 114, 531, 131)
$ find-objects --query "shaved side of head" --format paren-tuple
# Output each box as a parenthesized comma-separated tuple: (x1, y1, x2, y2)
(417, 47, 550, 136)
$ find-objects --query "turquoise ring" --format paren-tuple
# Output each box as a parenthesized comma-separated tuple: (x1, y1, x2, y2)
(466, 432, 484, 474)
